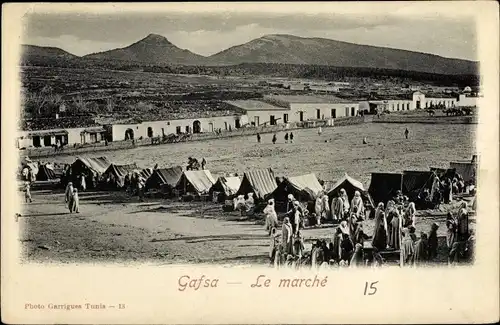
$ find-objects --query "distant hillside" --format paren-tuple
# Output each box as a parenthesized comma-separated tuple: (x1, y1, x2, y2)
(20, 33, 479, 79)
(208, 34, 478, 75)
(84, 34, 207, 65)
(21, 44, 78, 59)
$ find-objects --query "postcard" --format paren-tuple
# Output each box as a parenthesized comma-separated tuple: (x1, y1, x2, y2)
(2, 2, 498, 324)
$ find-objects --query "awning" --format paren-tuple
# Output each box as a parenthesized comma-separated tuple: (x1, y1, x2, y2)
(28, 129, 68, 137)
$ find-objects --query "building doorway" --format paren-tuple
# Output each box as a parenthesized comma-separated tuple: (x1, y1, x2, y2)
(270, 115, 275, 125)
(125, 128, 134, 140)
(43, 135, 52, 147)
(299, 111, 304, 122)
(283, 113, 289, 124)
(331, 109, 336, 118)
(176, 126, 181, 134)
(351, 107, 355, 116)
(316, 109, 321, 119)
(208, 123, 214, 132)
(33, 136, 41, 147)
(235, 119, 241, 128)
(224, 122, 228, 130)
(416, 101, 421, 109)
(193, 120, 201, 133)
(185, 125, 191, 133)
(345, 107, 349, 116)
(147, 127, 154, 138)
(254, 116, 259, 126)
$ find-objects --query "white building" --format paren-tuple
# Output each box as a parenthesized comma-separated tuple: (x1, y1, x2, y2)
(17, 126, 107, 149)
(457, 93, 480, 107)
(110, 115, 247, 142)
(229, 95, 360, 124)
(226, 100, 290, 126)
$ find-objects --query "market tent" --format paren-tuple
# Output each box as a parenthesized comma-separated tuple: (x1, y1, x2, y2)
(140, 168, 154, 180)
(209, 176, 242, 202)
(236, 168, 278, 200)
(401, 170, 434, 202)
(176, 170, 216, 195)
(71, 156, 111, 175)
(102, 163, 138, 188)
(327, 173, 374, 208)
(450, 161, 477, 183)
(146, 166, 183, 190)
(274, 173, 324, 202)
(36, 164, 58, 181)
(70, 156, 112, 188)
(368, 172, 403, 205)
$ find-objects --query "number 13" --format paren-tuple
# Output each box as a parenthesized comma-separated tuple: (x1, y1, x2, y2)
(364, 281, 378, 295)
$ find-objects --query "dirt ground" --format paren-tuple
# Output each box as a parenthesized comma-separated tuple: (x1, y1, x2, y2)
(20, 122, 476, 266)
(47, 123, 475, 186)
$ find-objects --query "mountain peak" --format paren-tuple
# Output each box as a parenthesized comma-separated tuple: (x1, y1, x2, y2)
(139, 33, 172, 45)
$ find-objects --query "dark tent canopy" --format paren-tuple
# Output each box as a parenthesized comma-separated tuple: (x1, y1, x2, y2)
(402, 170, 434, 202)
(368, 172, 403, 206)
(236, 169, 278, 200)
(273, 173, 324, 203)
(145, 166, 183, 191)
(36, 164, 58, 181)
(71, 157, 111, 176)
(102, 163, 138, 188)
(327, 173, 374, 209)
(69, 156, 112, 188)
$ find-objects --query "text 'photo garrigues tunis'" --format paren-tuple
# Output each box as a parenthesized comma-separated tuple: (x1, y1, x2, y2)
(18, 10, 479, 268)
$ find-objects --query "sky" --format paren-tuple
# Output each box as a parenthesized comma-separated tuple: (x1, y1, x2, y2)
(21, 8, 478, 61)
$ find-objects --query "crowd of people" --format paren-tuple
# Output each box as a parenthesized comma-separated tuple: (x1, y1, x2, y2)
(260, 187, 474, 268)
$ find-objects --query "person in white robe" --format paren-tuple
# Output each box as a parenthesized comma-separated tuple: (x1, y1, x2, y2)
(340, 188, 350, 215)
(350, 191, 364, 221)
(264, 199, 279, 235)
(322, 194, 330, 220)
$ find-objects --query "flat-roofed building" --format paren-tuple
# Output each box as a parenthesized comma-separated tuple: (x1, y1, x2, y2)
(226, 100, 290, 126)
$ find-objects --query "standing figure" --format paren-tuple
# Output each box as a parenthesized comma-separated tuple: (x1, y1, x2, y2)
(69, 188, 80, 213)
(314, 194, 323, 226)
(284, 132, 289, 143)
(281, 217, 293, 256)
(372, 203, 388, 251)
(24, 181, 32, 203)
(404, 128, 409, 139)
(413, 232, 429, 266)
(80, 174, 86, 191)
(65, 182, 74, 208)
(201, 158, 206, 170)
(340, 188, 350, 216)
(427, 222, 439, 261)
(388, 210, 401, 250)
(403, 202, 416, 228)
(272, 133, 277, 144)
(445, 212, 457, 250)
(350, 191, 364, 221)
(264, 199, 279, 235)
(331, 191, 344, 222)
(400, 228, 415, 266)
(257, 133, 261, 143)
(321, 193, 330, 220)
(290, 132, 294, 143)
(318, 127, 322, 135)
(269, 227, 281, 265)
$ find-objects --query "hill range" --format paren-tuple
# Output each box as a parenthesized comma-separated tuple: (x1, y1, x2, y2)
(22, 33, 478, 75)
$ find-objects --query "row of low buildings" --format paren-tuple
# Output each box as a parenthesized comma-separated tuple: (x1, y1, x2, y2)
(17, 91, 480, 149)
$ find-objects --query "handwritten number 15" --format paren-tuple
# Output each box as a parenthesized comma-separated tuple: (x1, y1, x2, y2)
(364, 281, 378, 295)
